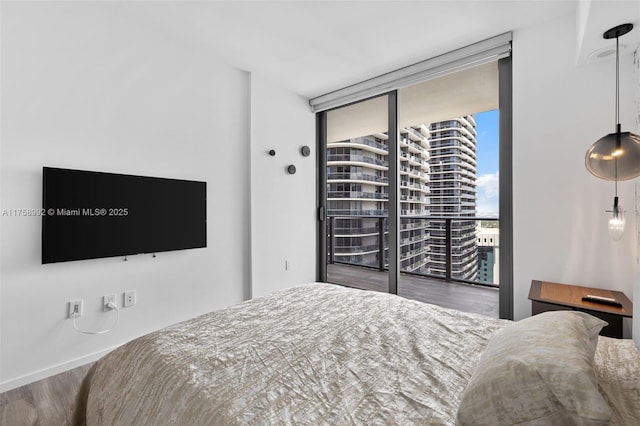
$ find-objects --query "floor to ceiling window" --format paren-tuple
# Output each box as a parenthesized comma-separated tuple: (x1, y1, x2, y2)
(323, 95, 390, 293)
(314, 34, 513, 319)
(394, 63, 501, 317)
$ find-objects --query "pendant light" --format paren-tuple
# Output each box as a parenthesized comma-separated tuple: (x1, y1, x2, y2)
(584, 23, 640, 241)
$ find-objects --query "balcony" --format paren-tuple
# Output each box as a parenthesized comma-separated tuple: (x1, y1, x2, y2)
(329, 136, 388, 153)
(327, 173, 388, 184)
(327, 154, 389, 169)
(327, 263, 498, 317)
(326, 215, 499, 317)
(328, 191, 388, 200)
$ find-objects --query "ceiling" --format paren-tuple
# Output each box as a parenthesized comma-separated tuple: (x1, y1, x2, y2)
(118, 0, 639, 99)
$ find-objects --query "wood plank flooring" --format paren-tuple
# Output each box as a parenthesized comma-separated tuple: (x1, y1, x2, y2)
(0, 363, 93, 426)
(328, 262, 499, 318)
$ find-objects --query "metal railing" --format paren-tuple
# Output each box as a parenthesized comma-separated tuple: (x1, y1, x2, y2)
(327, 154, 389, 167)
(328, 191, 388, 200)
(327, 215, 499, 288)
(327, 173, 388, 184)
(329, 136, 388, 152)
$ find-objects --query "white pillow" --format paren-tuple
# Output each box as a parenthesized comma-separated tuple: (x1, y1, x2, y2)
(456, 311, 612, 426)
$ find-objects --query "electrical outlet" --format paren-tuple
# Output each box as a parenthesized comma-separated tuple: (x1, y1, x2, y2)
(124, 290, 136, 308)
(285, 259, 291, 271)
(69, 300, 83, 318)
(103, 294, 116, 311)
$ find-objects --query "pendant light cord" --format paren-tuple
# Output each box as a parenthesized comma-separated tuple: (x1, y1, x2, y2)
(616, 37, 620, 126)
(614, 35, 620, 198)
(614, 35, 619, 212)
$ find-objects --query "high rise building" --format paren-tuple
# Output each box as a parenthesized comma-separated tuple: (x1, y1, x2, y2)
(327, 134, 390, 268)
(327, 115, 478, 281)
(426, 116, 479, 281)
(399, 126, 431, 273)
(477, 223, 499, 285)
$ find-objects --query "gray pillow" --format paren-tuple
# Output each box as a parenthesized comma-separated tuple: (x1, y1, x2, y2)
(456, 311, 612, 426)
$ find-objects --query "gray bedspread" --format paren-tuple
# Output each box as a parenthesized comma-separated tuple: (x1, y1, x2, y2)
(81, 283, 508, 425)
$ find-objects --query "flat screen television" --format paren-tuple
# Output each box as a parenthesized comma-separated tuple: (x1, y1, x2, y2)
(42, 167, 207, 264)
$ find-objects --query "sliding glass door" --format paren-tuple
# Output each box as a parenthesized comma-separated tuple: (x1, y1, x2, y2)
(394, 62, 502, 317)
(315, 36, 513, 320)
(321, 95, 390, 293)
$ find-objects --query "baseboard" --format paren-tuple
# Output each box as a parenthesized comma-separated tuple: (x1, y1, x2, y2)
(0, 345, 118, 393)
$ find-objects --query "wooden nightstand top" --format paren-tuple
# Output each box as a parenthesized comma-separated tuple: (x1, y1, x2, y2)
(528, 280, 632, 318)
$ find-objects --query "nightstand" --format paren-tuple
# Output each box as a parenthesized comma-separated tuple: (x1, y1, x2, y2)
(528, 280, 633, 338)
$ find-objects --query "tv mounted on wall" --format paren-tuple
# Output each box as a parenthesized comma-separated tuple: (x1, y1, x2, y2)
(42, 167, 207, 264)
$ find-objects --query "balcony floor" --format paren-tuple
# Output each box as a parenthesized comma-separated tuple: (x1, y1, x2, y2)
(327, 263, 499, 318)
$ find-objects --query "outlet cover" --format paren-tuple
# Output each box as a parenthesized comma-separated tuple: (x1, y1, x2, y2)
(69, 300, 83, 318)
(103, 294, 116, 311)
(124, 290, 136, 307)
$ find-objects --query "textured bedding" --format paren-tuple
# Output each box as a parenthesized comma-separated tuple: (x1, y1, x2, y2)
(80, 283, 509, 425)
(594, 337, 640, 425)
(78, 283, 640, 425)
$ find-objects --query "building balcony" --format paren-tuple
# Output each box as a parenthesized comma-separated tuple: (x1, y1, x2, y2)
(400, 152, 425, 166)
(327, 215, 500, 289)
(328, 191, 388, 200)
(326, 263, 498, 317)
(327, 154, 389, 169)
(328, 136, 388, 154)
(327, 173, 388, 185)
(403, 126, 427, 142)
(328, 209, 387, 216)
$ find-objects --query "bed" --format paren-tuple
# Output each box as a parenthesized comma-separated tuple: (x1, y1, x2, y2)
(75, 283, 640, 425)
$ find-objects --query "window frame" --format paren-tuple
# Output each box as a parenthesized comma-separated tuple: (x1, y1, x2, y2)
(315, 45, 513, 321)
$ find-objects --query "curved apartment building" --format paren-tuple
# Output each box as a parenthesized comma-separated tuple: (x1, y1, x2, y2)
(427, 116, 479, 281)
(327, 116, 478, 281)
(327, 134, 390, 268)
(398, 125, 431, 273)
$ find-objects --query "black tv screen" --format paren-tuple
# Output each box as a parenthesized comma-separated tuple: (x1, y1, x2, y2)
(42, 167, 206, 264)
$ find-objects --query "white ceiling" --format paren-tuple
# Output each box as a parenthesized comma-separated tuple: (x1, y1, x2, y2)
(576, 0, 640, 65)
(120, 0, 640, 99)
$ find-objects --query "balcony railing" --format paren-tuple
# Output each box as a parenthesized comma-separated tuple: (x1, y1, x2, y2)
(328, 191, 388, 200)
(329, 136, 388, 152)
(327, 173, 388, 184)
(327, 215, 499, 288)
(327, 154, 389, 168)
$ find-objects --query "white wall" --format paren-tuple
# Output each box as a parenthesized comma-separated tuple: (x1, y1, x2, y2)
(512, 14, 638, 324)
(0, 3, 253, 390)
(249, 73, 317, 297)
(3, 2, 638, 391)
(246, 9, 640, 337)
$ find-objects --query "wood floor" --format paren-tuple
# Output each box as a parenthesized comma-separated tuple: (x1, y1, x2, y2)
(0, 363, 93, 426)
(328, 262, 499, 318)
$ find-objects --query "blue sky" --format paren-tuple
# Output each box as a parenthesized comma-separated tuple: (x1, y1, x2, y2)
(474, 109, 499, 215)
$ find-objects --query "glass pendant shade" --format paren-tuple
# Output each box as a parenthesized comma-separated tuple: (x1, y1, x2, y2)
(608, 202, 626, 241)
(585, 130, 640, 180)
(584, 24, 639, 242)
